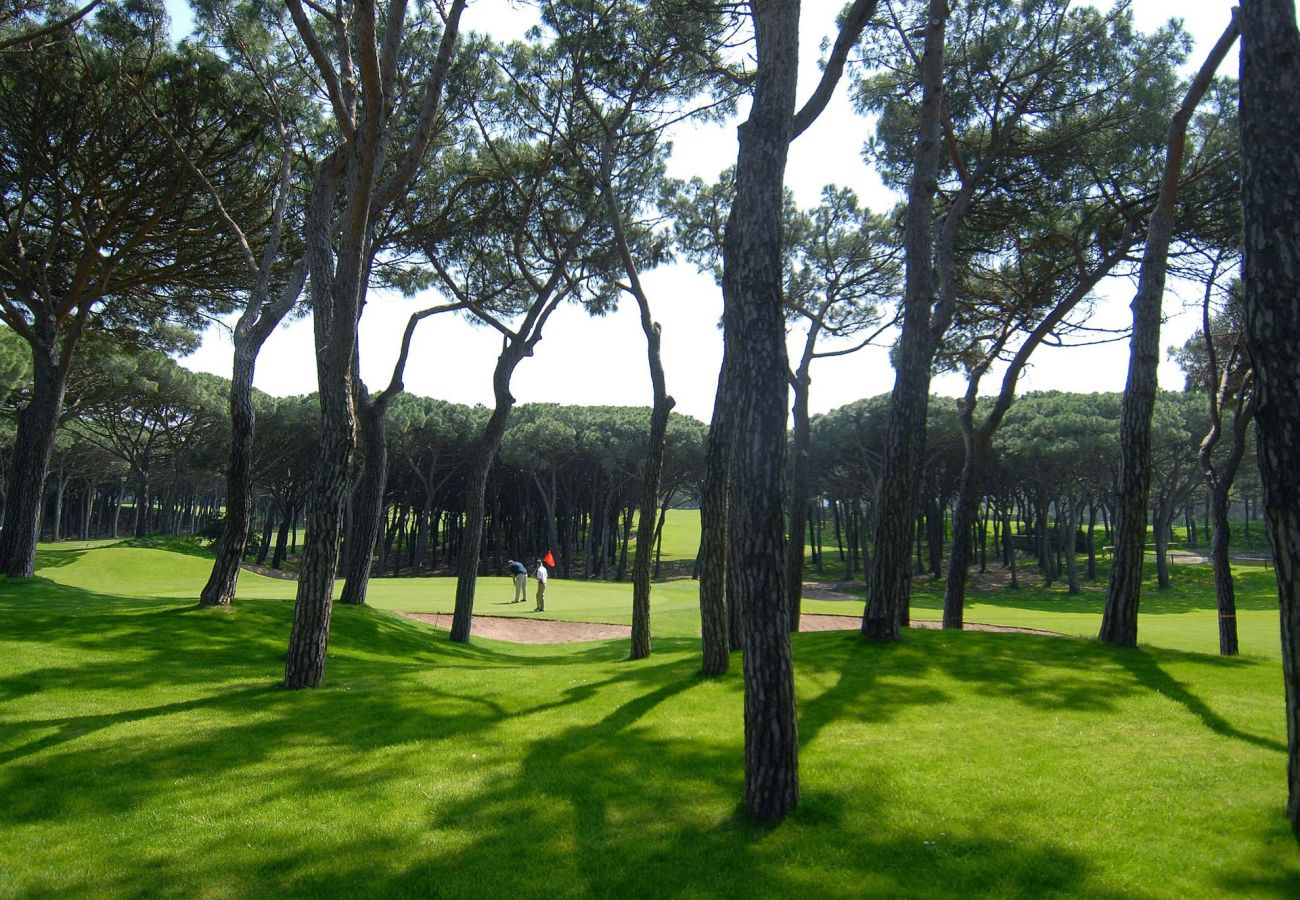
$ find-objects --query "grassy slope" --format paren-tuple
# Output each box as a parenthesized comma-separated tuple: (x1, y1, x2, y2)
(2, 540, 1298, 897)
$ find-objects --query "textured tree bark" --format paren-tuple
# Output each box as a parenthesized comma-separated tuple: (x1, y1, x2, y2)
(339, 392, 388, 606)
(1204, 389, 1253, 656)
(723, 0, 801, 825)
(284, 146, 363, 689)
(200, 261, 304, 605)
(450, 351, 523, 643)
(943, 431, 990, 629)
(201, 345, 258, 606)
(1208, 485, 1239, 655)
(785, 364, 814, 632)
(1239, 0, 1300, 836)
(283, 359, 355, 687)
(863, 0, 947, 642)
(0, 347, 66, 577)
(271, 494, 295, 569)
(1100, 14, 1239, 647)
(630, 320, 674, 660)
(699, 356, 733, 676)
(283, 0, 466, 687)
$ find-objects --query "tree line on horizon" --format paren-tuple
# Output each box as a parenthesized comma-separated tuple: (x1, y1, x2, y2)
(1, 320, 1265, 640)
(3, 0, 1299, 831)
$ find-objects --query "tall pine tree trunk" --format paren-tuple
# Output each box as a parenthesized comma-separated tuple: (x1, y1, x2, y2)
(451, 351, 522, 643)
(1100, 16, 1240, 646)
(201, 344, 258, 605)
(284, 149, 362, 690)
(723, 0, 801, 825)
(1239, 0, 1300, 835)
(630, 320, 673, 660)
(699, 356, 733, 676)
(863, 0, 948, 641)
(1064, 493, 1081, 594)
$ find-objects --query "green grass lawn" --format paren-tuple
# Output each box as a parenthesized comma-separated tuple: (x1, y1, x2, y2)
(3, 540, 1299, 897)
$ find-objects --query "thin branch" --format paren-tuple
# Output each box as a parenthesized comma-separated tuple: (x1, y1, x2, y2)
(0, 0, 105, 53)
(374, 300, 468, 406)
(791, 0, 881, 139)
(284, 0, 355, 138)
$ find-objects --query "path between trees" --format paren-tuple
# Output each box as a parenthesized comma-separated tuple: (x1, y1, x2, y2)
(396, 611, 1061, 644)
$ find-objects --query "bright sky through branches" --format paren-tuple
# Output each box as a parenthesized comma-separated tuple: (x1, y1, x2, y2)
(167, 0, 1258, 422)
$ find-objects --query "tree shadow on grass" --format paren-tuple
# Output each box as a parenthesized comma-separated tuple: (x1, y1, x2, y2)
(372, 654, 1103, 900)
(118, 535, 217, 559)
(27, 547, 92, 570)
(3, 581, 1294, 897)
(908, 563, 1280, 616)
(1111, 648, 1286, 753)
(792, 629, 1280, 751)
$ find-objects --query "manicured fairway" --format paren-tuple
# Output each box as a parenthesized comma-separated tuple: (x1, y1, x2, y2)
(2, 541, 1299, 897)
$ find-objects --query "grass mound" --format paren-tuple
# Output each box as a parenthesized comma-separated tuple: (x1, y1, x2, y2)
(2, 543, 1298, 897)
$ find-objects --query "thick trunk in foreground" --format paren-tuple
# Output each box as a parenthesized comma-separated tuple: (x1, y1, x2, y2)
(724, 0, 800, 825)
(863, 0, 947, 642)
(284, 149, 363, 690)
(1239, 0, 1300, 836)
(283, 369, 356, 687)
(0, 348, 65, 578)
(1100, 14, 1240, 647)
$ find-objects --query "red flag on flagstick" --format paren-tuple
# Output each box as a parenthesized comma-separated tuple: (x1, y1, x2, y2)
(542, 550, 556, 567)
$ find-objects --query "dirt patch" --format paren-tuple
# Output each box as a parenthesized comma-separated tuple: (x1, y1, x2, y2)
(398, 612, 631, 644)
(397, 610, 1060, 644)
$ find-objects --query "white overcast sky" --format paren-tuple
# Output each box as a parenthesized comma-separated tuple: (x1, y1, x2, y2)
(168, 0, 1256, 423)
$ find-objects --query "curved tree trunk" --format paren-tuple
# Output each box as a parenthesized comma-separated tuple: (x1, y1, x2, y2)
(630, 320, 674, 660)
(200, 258, 304, 605)
(1101, 15, 1239, 647)
(201, 344, 258, 606)
(1239, 0, 1300, 835)
(450, 352, 522, 643)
